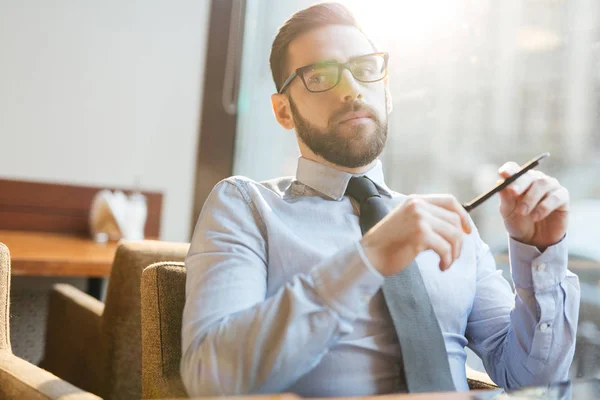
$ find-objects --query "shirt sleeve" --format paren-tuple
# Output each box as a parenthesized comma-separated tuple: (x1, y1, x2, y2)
(465, 229, 580, 389)
(180, 179, 384, 396)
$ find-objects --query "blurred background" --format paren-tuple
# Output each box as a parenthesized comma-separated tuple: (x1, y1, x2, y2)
(0, 0, 599, 382)
(234, 0, 600, 378)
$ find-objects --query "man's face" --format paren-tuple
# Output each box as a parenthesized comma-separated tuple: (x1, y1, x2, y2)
(280, 25, 389, 168)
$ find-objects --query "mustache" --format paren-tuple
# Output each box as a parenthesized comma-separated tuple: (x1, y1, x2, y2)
(330, 101, 378, 125)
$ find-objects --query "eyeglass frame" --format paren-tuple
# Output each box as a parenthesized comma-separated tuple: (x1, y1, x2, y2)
(277, 52, 389, 94)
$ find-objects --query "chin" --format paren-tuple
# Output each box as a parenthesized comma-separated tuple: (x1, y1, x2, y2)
(340, 123, 377, 139)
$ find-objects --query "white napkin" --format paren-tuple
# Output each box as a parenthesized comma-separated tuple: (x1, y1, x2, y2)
(90, 190, 148, 242)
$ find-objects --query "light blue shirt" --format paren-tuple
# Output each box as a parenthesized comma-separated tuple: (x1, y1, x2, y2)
(181, 157, 580, 397)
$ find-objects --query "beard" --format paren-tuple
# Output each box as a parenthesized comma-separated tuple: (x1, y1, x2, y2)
(289, 97, 388, 169)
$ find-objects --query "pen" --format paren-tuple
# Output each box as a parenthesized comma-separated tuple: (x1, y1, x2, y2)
(463, 152, 550, 212)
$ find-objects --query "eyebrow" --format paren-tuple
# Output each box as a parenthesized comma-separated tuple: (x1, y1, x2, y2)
(307, 54, 371, 66)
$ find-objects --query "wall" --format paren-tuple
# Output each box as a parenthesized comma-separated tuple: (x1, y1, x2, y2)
(0, 0, 211, 242)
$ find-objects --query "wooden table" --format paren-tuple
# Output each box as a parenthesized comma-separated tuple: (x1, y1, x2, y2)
(0, 230, 118, 277)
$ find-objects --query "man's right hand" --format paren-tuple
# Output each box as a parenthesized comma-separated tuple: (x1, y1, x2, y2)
(360, 195, 472, 276)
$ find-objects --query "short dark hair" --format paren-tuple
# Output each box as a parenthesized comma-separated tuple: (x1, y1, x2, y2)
(269, 2, 372, 93)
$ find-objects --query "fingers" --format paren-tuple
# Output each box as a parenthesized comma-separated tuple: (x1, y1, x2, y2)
(516, 175, 561, 217)
(498, 161, 568, 221)
(422, 227, 454, 271)
(530, 186, 569, 221)
(424, 209, 463, 267)
(402, 196, 468, 271)
(497, 180, 518, 217)
(498, 161, 537, 196)
(422, 195, 472, 234)
(498, 161, 520, 177)
(424, 201, 463, 230)
(497, 162, 561, 220)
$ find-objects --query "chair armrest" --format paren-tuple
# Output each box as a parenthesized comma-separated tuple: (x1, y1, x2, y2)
(141, 262, 188, 399)
(0, 351, 101, 400)
(40, 284, 105, 395)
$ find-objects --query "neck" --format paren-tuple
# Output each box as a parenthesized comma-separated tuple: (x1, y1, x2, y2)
(297, 140, 378, 174)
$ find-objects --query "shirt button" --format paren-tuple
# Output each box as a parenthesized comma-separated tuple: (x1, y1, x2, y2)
(536, 263, 547, 271)
(540, 323, 549, 331)
(361, 294, 370, 303)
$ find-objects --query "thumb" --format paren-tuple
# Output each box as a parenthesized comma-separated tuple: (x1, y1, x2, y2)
(498, 161, 520, 179)
(497, 162, 521, 217)
(497, 179, 518, 217)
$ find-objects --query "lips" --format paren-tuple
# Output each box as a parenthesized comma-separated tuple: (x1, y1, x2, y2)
(338, 111, 373, 123)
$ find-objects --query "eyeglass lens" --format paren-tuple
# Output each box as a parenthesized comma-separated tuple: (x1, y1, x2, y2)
(302, 54, 386, 92)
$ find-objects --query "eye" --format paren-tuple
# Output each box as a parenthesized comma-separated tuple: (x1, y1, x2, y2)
(355, 65, 376, 77)
(304, 67, 338, 87)
(352, 61, 379, 78)
(307, 74, 327, 85)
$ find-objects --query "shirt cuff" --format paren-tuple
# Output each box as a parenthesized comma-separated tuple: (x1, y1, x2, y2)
(310, 241, 384, 321)
(509, 234, 568, 291)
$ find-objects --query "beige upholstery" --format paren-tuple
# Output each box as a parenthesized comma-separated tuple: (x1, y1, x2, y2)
(0, 242, 101, 400)
(141, 262, 187, 399)
(40, 241, 189, 400)
(466, 365, 498, 390)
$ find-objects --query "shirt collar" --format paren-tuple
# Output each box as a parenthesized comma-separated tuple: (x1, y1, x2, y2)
(295, 157, 393, 201)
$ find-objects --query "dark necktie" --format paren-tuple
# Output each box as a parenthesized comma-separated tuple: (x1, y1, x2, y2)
(345, 176, 456, 393)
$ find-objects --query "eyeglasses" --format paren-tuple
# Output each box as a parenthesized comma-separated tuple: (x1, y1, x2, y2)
(278, 52, 389, 94)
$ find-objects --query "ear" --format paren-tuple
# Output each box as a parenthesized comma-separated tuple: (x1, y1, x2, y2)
(384, 76, 393, 115)
(271, 93, 295, 130)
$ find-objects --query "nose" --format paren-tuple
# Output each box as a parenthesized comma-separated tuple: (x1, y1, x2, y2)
(336, 68, 363, 103)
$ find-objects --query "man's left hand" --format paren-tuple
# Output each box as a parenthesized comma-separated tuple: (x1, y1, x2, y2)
(497, 162, 569, 252)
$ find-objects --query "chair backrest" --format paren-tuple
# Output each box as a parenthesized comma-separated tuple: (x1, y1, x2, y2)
(102, 241, 189, 400)
(141, 262, 187, 399)
(0, 243, 11, 352)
